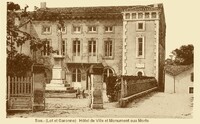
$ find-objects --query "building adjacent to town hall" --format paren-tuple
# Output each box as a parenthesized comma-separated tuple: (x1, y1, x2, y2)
(165, 64, 194, 94)
(17, 2, 166, 91)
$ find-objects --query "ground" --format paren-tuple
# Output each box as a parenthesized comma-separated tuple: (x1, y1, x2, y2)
(7, 92, 193, 118)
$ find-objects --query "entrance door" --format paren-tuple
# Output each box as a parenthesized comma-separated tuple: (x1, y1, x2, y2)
(103, 68, 114, 102)
(72, 68, 81, 89)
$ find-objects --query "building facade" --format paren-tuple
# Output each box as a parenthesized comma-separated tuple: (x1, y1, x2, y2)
(18, 3, 166, 91)
(165, 65, 194, 94)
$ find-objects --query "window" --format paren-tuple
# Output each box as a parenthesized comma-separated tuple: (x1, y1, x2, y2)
(61, 27, 67, 33)
(145, 12, 150, 18)
(191, 73, 194, 82)
(136, 37, 145, 58)
(137, 71, 143, 77)
(42, 26, 51, 34)
(104, 39, 113, 58)
(62, 40, 65, 55)
(42, 40, 50, 56)
(73, 26, 81, 33)
(151, 12, 157, 18)
(105, 26, 113, 32)
(88, 40, 96, 56)
(138, 13, 143, 19)
(73, 39, 80, 56)
(88, 26, 97, 33)
(72, 69, 81, 82)
(138, 23, 143, 29)
(189, 87, 194, 94)
(125, 13, 130, 19)
(132, 13, 136, 19)
(103, 68, 114, 82)
(136, 21, 145, 31)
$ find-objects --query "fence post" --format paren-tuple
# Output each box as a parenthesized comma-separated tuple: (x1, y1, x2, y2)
(121, 77, 124, 98)
(17, 77, 20, 94)
(24, 77, 28, 94)
(125, 80, 127, 97)
(7, 76, 10, 100)
(11, 77, 14, 95)
(31, 75, 33, 112)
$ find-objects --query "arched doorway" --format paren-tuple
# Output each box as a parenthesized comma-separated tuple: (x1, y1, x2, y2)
(103, 67, 115, 102)
(137, 71, 143, 77)
(103, 68, 114, 88)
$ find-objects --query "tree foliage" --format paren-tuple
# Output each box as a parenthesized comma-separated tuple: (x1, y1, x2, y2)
(172, 44, 194, 65)
(7, 53, 34, 76)
(7, 2, 20, 11)
(7, 2, 34, 76)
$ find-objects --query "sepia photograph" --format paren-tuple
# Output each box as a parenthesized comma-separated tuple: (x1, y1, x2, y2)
(0, 0, 199, 123)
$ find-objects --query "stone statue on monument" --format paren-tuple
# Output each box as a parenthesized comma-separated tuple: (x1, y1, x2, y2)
(45, 23, 66, 91)
(57, 24, 63, 55)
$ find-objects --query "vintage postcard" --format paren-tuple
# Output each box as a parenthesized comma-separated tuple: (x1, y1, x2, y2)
(0, 0, 199, 123)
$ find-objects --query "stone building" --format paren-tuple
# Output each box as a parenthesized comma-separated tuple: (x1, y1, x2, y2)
(18, 2, 166, 91)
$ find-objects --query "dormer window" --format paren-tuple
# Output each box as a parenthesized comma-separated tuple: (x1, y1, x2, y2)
(42, 26, 51, 34)
(125, 13, 130, 19)
(105, 26, 113, 32)
(132, 13, 136, 19)
(60, 26, 67, 33)
(88, 26, 97, 33)
(73, 26, 81, 33)
(151, 12, 157, 18)
(145, 12, 150, 18)
(138, 13, 143, 19)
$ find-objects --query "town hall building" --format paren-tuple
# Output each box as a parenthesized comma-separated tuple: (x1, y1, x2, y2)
(18, 2, 166, 91)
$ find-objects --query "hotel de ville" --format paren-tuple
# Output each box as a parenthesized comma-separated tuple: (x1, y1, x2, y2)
(17, 2, 166, 92)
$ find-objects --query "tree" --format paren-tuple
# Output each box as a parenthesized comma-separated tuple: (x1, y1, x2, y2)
(172, 44, 194, 65)
(7, 53, 34, 76)
(7, 2, 36, 76)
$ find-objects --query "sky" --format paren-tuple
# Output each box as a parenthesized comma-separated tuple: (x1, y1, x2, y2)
(4, 0, 199, 58)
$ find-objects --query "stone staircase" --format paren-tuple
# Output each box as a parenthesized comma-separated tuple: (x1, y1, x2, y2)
(45, 84, 77, 98)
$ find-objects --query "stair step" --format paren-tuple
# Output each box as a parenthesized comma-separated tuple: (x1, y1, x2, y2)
(45, 92, 76, 98)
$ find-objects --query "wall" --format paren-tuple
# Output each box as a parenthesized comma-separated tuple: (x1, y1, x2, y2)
(165, 67, 193, 94)
(125, 20, 156, 77)
(164, 73, 175, 93)
(25, 18, 123, 89)
(175, 68, 193, 94)
(29, 19, 123, 75)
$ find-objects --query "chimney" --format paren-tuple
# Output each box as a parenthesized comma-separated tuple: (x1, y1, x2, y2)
(153, 4, 158, 8)
(40, 2, 46, 9)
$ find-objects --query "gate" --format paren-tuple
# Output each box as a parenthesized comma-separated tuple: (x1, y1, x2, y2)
(7, 76, 33, 111)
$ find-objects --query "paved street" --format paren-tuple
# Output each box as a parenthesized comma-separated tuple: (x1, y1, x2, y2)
(7, 92, 193, 118)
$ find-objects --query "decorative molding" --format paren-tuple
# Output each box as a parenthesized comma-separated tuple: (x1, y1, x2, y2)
(124, 6, 159, 12)
(122, 21, 128, 75)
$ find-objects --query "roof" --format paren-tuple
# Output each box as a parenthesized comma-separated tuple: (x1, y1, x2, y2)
(30, 4, 163, 20)
(165, 64, 193, 76)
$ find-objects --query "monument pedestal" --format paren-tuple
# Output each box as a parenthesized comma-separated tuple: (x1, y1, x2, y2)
(45, 55, 66, 91)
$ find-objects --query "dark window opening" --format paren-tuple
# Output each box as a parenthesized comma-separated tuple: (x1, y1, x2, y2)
(73, 40, 80, 56)
(88, 40, 96, 56)
(189, 87, 193, 94)
(191, 73, 194, 82)
(137, 71, 143, 77)
(138, 23, 143, 29)
(72, 69, 81, 82)
(62, 40, 65, 55)
(105, 40, 113, 57)
(138, 38, 143, 56)
(103, 68, 113, 82)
